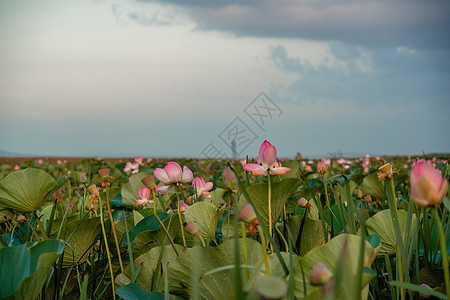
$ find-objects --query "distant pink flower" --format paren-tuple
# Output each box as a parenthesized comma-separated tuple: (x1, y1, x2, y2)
(243, 140, 291, 176)
(192, 177, 213, 199)
(179, 201, 189, 212)
(410, 159, 448, 207)
(153, 162, 193, 193)
(317, 160, 329, 174)
(124, 162, 139, 174)
(305, 165, 312, 172)
(136, 187, 152, 206)
(135, 156, 144, 166)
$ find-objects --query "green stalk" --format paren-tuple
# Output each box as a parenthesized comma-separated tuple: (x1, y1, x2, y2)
(98, 194, 116, 300)
(241, 221, 250, 281)
(153, 192, 179, 256)
(268, 173, 273, 239)
(257, 225, 270, 275)
(275, 225, 289, 252)
(174, 185, 187, 247)
(105, 184, 124, 273)
(432, 207, 450, 299)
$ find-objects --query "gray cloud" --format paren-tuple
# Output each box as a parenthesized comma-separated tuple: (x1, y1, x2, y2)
(138, 0, 450, 50)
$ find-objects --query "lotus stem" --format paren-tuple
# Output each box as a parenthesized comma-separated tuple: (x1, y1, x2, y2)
(432, 207, 450, 299)
(241, 221, 250, 281)
(153, 193, 179, 256)
(105, 184, 124, 273)
(389, 178, 404, 300)
(267, 173, 273, 253)
(175, 185, 187, 247)
(275, 225, 289, 252)
(257, 225, 270, 275)
(98, 194, 116, 300)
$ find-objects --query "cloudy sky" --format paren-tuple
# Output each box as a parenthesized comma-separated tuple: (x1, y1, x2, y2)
(0, 0, 449, 158)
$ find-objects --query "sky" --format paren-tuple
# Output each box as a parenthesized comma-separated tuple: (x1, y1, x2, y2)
(0, 0, 449, 159)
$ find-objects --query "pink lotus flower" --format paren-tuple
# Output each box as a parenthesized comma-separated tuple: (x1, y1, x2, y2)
(192, 177, 213, 199)
(243, 140, 291, 176)
(136, 187, 152, 206)
(135, 156, 144, 166)
(179, 201, 189, 212)
(124, 162, 139, 174)
(305, 165, 312, 172)
(153, 162, 193, 193)
(317, 160, 329, 174)
(222, 166, 237, 190)
(410, 159, 448, 207)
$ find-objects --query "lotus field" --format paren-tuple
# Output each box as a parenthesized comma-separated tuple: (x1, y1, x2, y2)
(0, 141, 449, 300)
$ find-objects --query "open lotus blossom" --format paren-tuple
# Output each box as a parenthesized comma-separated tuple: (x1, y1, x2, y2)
(136, 187, 152, 206)
(135, 156, 144, 166)
(192, 177, 213, 199)
(154, 162, 193, 193)
(124, 161, 140, 174)
(410, 159, 448, 207)
(243, 140, 291, 176)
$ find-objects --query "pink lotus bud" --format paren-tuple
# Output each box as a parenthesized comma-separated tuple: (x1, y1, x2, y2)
(16, 215, 27, 223)
(410, 160, 448, 207)
(259, 140, 277, 170)
(179, 201, 189, 212)
(98, 168, 110, 178)
(356, 189, 363, 198)
(139, 187, 151, 200)
(298, 198, 308, 207)
(185, 222, 199, 237)
(222, 166, 237, 189)
(305, 165, 312, 172)
(419, 283, 432, 299)
(309, 263, 333, 285)
(80, 172, 87, 183)
(238, 204, 257, 223)
(317, 161, 328, 174)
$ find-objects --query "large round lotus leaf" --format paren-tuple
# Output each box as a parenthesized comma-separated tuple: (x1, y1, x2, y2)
(239, 178, 302, 229)
(285, 215, 326, 256)
(365, 209, 416, 255)
(358, 173, 384, 200)
(121, 172, 153, 209)
(58, 217, 101, 267)
(184, 202, 224, 241)
(0, 240, 64, 300)
(123, 244, 183, 291)
(131, 214, 180, 257)
(168, 238, 264, 299)
(0, 168, 57, 212)
(292, 234, 378, 299)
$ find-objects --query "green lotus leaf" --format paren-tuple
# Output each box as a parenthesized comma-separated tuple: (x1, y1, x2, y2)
(364, 209, 416, 255)
(0, 168, 57, 212)
(184, 202, 224, 241)
(168, 238, 264, 299)
(56, 217, 101, 267)
(121, 172, 153, 209)
(239, 178, 302, 229)
(285, 215, 326, 256)
(116, 283, 164, 300)
(0, 240, 64, 299)
(131, 214, 180, 257)
(293, 234, 378, 299)
(358, 172, 384, 200)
